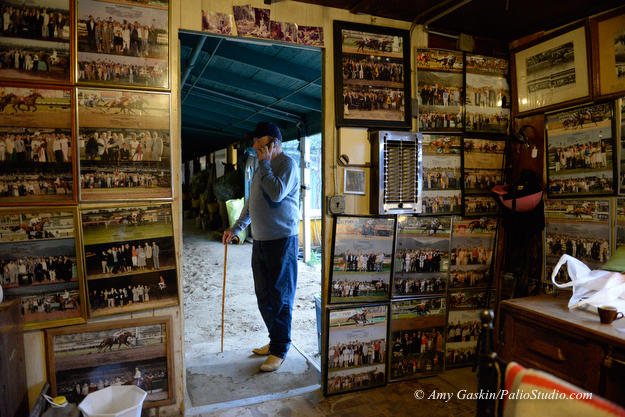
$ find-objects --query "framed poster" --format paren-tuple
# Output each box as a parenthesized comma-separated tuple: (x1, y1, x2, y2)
(591, 6, 625, 99)
(324, 304, 388, 396)
(416, 49, 464, 133)
(0, 84, 75, 205)
(465, 54, 510, 135)
(45, 315, 174, 409)
(445, 309, 482, 369)
(512, 21, 591, 116)
(389, 297, 446, 381)
(76, 0, 169, 89)
(619, 99, 625, 194)
(77, 87, 171, 201)
(0, 0, 72, 84)
(462, 138, 505, 216)
(329, 215, 396, 304)
(544, 199, 611, 284)
(80, 203, 178, 318)
(393, 216, 451, 297)
(344, 168, 365, 195)
(449, 217, 497, 290)
(333, 20, 411, 129)
(545, 102, 615, 197)
(616, 198, 625, 248)
(0, 207, 86, 330)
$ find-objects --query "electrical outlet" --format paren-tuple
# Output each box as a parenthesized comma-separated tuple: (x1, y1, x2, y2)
(327, 195, 346, 215)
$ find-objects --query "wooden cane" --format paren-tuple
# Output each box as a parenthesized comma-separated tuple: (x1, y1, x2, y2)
(221, 241, 227, 353)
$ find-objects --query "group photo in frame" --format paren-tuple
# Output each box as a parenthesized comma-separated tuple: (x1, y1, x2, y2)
(45, 316, 174, 409)
(512, 21, 591, 116)
(545, 102, 615, 197)
(462, 138, 505, 216)
(0, 83, 75, 206)
(0, 207, 85, 330)
(449, 217, 497, 289)
(616, 198, 625, 248)
(544, 199, 611, 284)
(333, 20, 411, 129)
(445, 309, 481, 369)
(591, 6, 625, 99)
(421, 134, 462, 216)
(416, 49, 464, 133)
(77, 87, 172, 201)
(393, 215, 451, 297)
(0, 0, 72, 84)
(465, 54, 510, 135)
(619, 98, 625, 194)
(324, 304, 388, 396)
(329, 215, 396, 304)
(389, 297, 446, 381)
(81, 203, 178, 318)
(76, 0, 169, 89)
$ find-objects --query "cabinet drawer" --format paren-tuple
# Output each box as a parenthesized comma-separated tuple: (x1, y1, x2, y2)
(510, 318, 602, 388)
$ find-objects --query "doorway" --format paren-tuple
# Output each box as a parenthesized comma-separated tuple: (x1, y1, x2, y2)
(178, 30, 323, 411)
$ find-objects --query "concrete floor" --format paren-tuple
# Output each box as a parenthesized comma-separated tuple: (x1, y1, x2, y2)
(185, 358, 478, 417)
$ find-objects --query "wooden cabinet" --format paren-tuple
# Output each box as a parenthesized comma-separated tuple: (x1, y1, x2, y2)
(0, 300, 28, 417)
(499, 295, 625, 408)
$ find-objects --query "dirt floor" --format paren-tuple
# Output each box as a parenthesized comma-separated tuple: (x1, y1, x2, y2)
(182, 219, 322, 366)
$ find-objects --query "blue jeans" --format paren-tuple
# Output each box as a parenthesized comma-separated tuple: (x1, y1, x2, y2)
(252, 235, 298, 359)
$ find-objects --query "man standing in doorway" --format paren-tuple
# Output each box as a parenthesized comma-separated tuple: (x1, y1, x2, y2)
(222, 121, 300, 372)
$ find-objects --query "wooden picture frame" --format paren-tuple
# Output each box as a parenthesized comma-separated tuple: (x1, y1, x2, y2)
(462, 137, 506, 216)
(545, 102, 615, 198)
(619, 98, 625, 194)
(324, 304, 388, 395)
(76, 0, 170, 90)
(343, 168, 365, 194)
(416, 48, 464, 133)
(393, 215, 451, 297)
(45, 315, 174, 409)
(0, 206, 86, 330)
(591, 6, 625, 100)
(544, 199, 611, 284)
(76, 87, 172, 201)
(0, 0, 72, 85)
(333, 20, 411, 129)
(389, 297, 446, 381)
(421, 135, 463, 216)
(512, 21, 592, 117)
(329, 215, 396, 304)
(0, 83, 76, 206)
(445, 309, 482, 369)
(80, 203, 178, 318)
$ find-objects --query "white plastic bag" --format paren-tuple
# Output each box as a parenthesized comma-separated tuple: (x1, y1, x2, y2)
(550, 254, 625, 312)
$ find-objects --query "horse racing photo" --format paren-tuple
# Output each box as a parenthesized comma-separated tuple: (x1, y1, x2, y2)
(81, 203, 178, 317)
(0, 84, 74, 205)
(45, 316, 174, 409)
(0, 208, 86, 329)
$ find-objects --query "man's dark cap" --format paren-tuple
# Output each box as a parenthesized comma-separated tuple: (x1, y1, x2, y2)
(246, 122, 282, 142)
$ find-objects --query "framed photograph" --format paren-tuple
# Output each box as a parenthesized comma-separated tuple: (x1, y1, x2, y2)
(0, 83, 75, 206)
(233, 5, 270, 39)
(544, 199, 611, 284)
(389, 297, 446, 381)
(329, 215, 396, 304)
(393, 216, 451, 297)
(449, 217, 497, 290)
(545, 102, 615, 198)
(45, 315, 174, 408)
(0, 207, 86, 330)
(344, 168, 365, 194)
(591, 6, 625, 99)
(76, 0, 169, 89)
(416, 49, 464, 133)
(445, 309, 482, 369)
(334, 20, 411, 129)
(616, 198, 625, 248)
(324, 304, 388, 395)
(449, 289, 495, 310)
(465, 54, 510, 135)
(0, 0, 72, 84)
(422, 134, 462, 216)
(202, 11, 234, 35)
(618, 99, 625, 194)
(512, 21, 591, 116)
(80, 203, 178, 318)
(77, 87, 171, 201)
(462, 138, 506, 216)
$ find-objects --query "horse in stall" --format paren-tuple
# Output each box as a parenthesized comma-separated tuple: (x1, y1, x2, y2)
(38, 51, 69, 72)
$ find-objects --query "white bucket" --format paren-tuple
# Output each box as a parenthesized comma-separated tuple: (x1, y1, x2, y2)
(78, 386, 147, 417)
